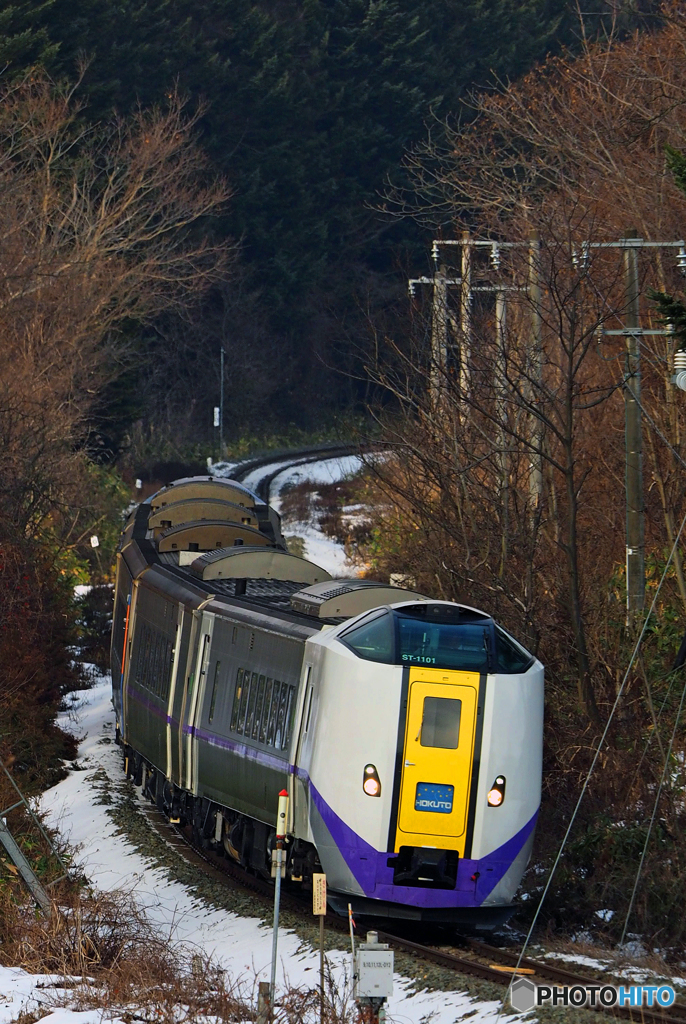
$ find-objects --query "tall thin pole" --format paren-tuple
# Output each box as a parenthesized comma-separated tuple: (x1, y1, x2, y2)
(430, 264, 448, 410)
(460, 231, 472, 400)
(269, 790, 289, 1021)
(624, 233, 644, 623)
(219, 346, 225, 461)
(496, 288, 508, 571)
(528, 232, 543, 511)
(319, 914, 325, 1023)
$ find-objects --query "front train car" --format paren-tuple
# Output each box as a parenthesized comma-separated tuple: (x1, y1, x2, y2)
(294, 599, 543, 927)
(111, 473, 543, 930)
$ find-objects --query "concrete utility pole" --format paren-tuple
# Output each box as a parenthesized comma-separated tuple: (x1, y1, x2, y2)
(460, 231, 472, 398)
(219, 346, 225, 461)
(624, 231, 644, 622)
(587, 233, 684, 624)
(528, 233, 543, 511)
(495, 287, 509, 570)
(430, 264, 448, 409)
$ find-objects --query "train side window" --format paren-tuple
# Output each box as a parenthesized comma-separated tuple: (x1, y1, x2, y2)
(152, 634, 162, 695)
(158, 640, 166, 699)
(142, 626, 152, 689)
(495, 626, 534, 673)
(237, 671, 252, 734)
(267, 681, 282, 745)
(229, 669, 244, 731)
(154, 632, 163, 695)
(341, 612, 394, 663)
(274, 683, 290, 749)
(155, 635, 165, 697)
(305, 686, 314, 732)
(245, 672, 259, 736)
(209, 661, 221, 723)
(252, 675, 266, 740)
(420, 696, 461, 749)
(165, 639, 174, 700)
(259, 679, 274, 743)
(283, 685, 297, 750)
(134, 625, 144, 685)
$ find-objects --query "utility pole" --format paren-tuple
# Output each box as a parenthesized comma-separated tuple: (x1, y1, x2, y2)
(219, 346, 225, 462)
(419, 233, 686, 623)
(586, 233, 684, 623)
(430, 264, 448, 410)
(528, 232, 543, 511)
(495, 288, 508, 571)
(460, 231, 472, 399)
(624, 231, 644, 623)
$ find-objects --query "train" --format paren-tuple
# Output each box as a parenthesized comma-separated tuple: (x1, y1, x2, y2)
(111, 473, 544, 928)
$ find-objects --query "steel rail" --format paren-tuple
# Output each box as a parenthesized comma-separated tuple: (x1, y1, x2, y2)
(231, 442, 364, 502)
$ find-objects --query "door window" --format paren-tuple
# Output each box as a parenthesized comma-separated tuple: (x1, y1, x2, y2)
(420, 696, 461, 749)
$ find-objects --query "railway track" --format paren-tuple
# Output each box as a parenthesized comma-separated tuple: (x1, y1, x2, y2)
(133, 793, 686, 1024)
(230, 441, 364, 501)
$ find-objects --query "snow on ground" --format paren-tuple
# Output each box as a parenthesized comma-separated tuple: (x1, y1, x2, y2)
(269, 456, 365, 577)
(543, 951, 611, 971)
(23, 680, 511, 1024)
(270, 456, 364, 498)
(0, 965, 128, 1024)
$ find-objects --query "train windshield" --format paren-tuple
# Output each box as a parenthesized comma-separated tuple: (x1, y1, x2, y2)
(340, 605, 534, 673)
(397, 615, 489, 670)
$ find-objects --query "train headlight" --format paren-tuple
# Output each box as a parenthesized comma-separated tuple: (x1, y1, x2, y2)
(487, 776, 506, 807)
(363, 764, 381, 797)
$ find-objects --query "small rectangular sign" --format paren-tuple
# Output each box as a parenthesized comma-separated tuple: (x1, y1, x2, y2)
(415, 782, 454, 813)
(312, 872, 327, 915)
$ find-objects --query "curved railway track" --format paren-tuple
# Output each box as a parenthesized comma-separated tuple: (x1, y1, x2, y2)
(134, 793, 686, 1024)
(230, 441, 365, 501)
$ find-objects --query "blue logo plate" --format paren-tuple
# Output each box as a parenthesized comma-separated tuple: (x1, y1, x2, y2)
(415, 782, 454, 813)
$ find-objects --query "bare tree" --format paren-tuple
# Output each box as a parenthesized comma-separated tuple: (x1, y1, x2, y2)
(0, 72, 234, 538)
(371, 5, 686, 723)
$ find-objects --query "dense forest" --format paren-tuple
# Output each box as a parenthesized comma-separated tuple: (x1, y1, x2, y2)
(0, 0, 655, 452)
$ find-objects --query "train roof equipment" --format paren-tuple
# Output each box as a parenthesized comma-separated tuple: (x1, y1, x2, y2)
(148, 476, 264, 510)
(189, 547, 332, 584)
(290, 578, 428, 619)
(157, 520, 274, 553)
(148, 498, 261, 536)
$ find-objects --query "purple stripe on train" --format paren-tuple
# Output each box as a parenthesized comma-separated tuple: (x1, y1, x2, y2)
(127, 685, 536, 908)
(307, 779, 537, 908)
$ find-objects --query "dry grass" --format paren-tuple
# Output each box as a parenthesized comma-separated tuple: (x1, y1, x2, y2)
(0, 885, 252, 1022)
(0, 884, 371, 1023)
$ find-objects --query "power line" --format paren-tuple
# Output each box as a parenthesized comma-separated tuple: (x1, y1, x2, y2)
(620, 670, 686, 945)
(499, 498, 686, 1016)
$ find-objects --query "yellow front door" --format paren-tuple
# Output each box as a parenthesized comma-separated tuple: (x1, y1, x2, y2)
(396, 669, 479, 855)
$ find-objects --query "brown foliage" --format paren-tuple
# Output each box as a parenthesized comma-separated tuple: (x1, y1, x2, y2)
(0, 541, 79, 792)
(0, 70, 233, 539)
(0, 70, 233, 786)
(0, 883, 362, 1024)
(366, 6, 686, 939)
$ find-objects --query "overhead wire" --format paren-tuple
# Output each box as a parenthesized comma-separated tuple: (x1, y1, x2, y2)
(619, 670, 686, 945)
(614, 377, 686, 944)
(500, 486, 686, 1018)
